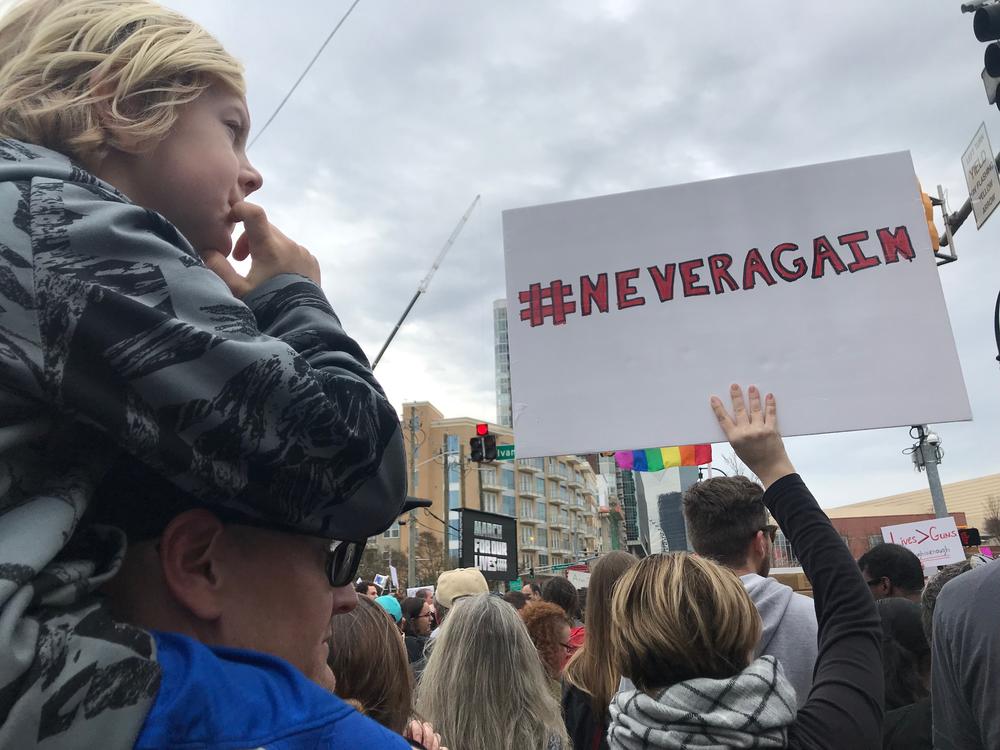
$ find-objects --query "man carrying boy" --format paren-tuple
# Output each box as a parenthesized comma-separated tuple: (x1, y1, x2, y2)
(0, 0, 411, 747)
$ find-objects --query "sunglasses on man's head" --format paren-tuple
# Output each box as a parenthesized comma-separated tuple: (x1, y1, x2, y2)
(755, 524, 778, 542)
(325, 538, 366, 588)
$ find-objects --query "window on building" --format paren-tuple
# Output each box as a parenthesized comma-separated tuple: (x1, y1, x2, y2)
(521, 500, 533, 518)
(536, 501, 546, 522)
(521, 526, 533, 544)
(480, 468, 497, 487)
(536, 477, 545, 495)
(520, 474, 533, 492)
(537, 528, 547, 547)
(383, 521, 400, 539)
(502, 495, 516, 517)
(501, 466, 515, 490)
(867, 534, 883, 550)
(539, 554, 549, 567)
(481, 492, 498, 514)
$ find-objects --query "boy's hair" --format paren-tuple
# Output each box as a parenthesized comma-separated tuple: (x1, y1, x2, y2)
(0, 0, 244, 165)
(682, 476, 768, 569)
(857, 543, 925, 593)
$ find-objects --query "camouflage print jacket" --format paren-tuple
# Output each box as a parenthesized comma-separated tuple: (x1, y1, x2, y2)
(0, 138, 406, 748)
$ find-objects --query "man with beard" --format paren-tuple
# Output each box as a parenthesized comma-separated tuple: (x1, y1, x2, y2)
(682, 476, 818, 709)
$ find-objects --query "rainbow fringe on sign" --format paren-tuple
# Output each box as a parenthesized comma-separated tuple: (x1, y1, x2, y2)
(614, 445, 712, 472)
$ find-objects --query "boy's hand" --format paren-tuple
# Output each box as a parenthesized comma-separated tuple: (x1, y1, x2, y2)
(710, 384, 796, 489)
(201, 201, 321, 298)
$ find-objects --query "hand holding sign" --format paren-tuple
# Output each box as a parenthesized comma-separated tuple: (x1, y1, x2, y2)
(711, 384, 796, 489)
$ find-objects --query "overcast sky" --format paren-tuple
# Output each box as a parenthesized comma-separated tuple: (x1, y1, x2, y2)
(167, 0, 1000, 510)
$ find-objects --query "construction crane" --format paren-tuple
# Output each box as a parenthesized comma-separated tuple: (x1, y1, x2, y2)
(372, 194, 481, 369)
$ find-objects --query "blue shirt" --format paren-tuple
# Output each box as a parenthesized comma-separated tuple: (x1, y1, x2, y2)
(136, 631, 411, 749)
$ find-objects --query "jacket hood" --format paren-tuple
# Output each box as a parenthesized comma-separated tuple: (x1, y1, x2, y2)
(741, 573, 794, 655)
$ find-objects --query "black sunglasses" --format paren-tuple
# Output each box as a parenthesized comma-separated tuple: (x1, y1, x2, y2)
(325, 538, 367, 588)
(756, 524, 778, 541)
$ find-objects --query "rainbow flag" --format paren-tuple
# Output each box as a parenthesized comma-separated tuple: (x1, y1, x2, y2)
(614, 445, 712, 472)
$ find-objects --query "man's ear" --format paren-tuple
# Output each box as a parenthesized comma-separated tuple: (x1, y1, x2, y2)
(159, 509, 230, 621)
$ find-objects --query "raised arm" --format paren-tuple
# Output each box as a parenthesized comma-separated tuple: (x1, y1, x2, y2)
(711, 385, 883, 750)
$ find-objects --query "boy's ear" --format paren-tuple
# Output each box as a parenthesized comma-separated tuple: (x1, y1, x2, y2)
(88, 71, 148, 154)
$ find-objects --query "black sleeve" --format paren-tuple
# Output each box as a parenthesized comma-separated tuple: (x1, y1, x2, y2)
(763, 474, 883, 750)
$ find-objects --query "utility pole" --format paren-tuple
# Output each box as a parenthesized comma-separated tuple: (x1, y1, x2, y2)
(408, 410, 420, 587)
(910, 425, 949, 518)
(442, 436, 451, 570)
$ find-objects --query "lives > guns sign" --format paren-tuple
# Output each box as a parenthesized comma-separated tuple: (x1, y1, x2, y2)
(501, 152, 973, 457)
(881, 516, 967, 569)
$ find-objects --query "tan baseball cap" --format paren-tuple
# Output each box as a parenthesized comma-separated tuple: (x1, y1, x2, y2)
(435, 567, 489, 607)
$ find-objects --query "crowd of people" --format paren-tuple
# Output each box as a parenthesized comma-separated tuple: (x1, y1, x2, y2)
(0, 1, 997, 748)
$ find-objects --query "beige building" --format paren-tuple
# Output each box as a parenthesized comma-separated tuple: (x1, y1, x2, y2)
(826, 472, 1000, 531)
(375, 401, 605, 585)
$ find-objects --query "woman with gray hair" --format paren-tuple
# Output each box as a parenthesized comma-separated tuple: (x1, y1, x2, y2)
(416, 593, 569, 750)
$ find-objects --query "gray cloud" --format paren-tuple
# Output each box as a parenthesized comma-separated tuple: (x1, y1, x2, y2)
(167, 0, 1000, 508)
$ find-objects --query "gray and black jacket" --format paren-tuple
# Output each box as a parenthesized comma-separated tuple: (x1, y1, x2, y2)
(0, 138, 406, 748)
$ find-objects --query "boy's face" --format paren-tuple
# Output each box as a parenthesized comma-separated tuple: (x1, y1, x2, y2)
(101, 83, 262, 256)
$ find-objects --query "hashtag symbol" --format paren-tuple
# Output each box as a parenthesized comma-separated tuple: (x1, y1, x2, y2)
(518, 280, 576, 327)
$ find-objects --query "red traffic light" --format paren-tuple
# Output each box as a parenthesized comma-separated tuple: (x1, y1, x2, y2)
(476, 423, 489, 436)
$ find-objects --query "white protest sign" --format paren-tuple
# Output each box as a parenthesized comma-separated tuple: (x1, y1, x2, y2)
(406, 585, 435, 598)
(502, 152, 972, 457)
(390, 565, 399, 589)
(881, 516, 967, 569)
(962, 122, 1000, 229)
(566, 569, 591, 588)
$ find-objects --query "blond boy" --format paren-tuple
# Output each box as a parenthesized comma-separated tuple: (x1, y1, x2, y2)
(0, 1, 410, 747)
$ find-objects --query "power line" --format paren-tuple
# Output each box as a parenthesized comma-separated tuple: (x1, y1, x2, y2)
(248, 0, 363, 150)
(423, 508, 461, 535)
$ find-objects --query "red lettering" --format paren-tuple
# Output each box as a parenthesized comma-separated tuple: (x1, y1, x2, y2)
(741, 248, 776, 289)
(579, 273, 609, 316)
(646, 264, 676, 302)
(771, 243, 807, 282)
(877, 225, 916, 263)
(838, 230, 880, 273)
(811, 235, 848, 278)
(707, 254, 738, 294)
(679, 259, 710, 297)
(615, 268, 645, 309)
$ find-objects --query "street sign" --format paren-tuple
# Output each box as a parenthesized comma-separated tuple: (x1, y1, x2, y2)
(495, 444, 515, 461)
(962, 122, 1000, 228)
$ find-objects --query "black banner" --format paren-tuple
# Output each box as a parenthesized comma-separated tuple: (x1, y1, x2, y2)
(458, 508, 518, 581)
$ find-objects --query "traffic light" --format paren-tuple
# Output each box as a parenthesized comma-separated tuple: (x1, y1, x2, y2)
(469, 436, 484, 462)
(483, 433, 497, 462)
(975, 5, 1000, 108)
(959, 527, 982, 546)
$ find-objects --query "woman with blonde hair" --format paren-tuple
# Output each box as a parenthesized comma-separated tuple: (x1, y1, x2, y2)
(607, 385, 882, 749)
(417, 593, 569, 750)
(562, 550, 637, 750)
